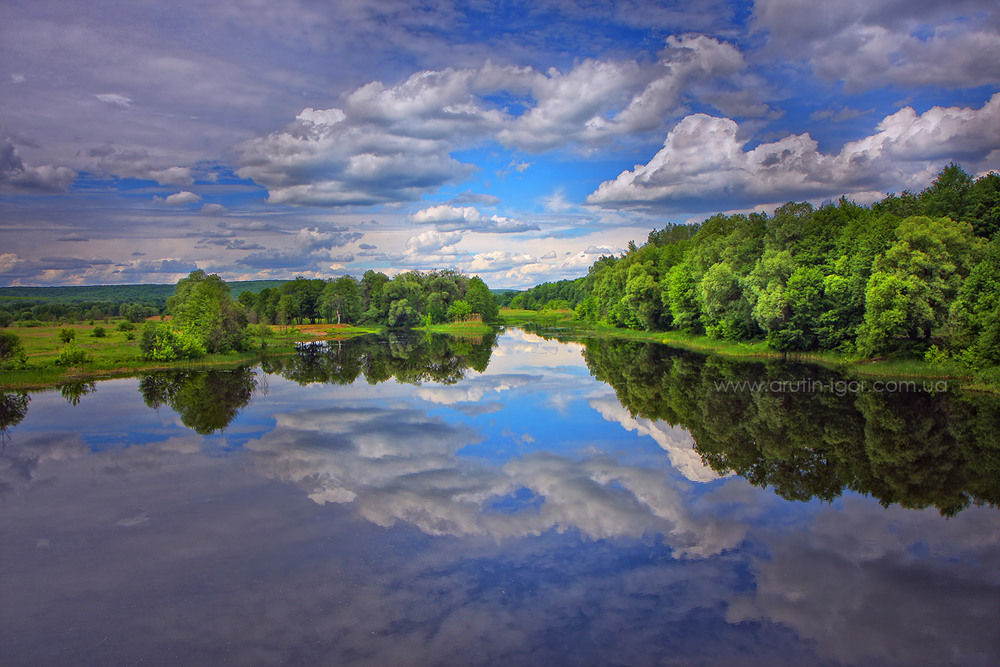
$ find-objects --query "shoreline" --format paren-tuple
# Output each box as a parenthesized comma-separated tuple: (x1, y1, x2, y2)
(2, 315, 993, 392)
(502, 310, 993, 391)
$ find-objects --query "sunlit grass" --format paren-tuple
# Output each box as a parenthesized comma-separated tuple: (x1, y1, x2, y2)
(417, 321, 494, 334)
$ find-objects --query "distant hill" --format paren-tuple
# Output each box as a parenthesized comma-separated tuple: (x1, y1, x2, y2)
(0, 280, 288, 306)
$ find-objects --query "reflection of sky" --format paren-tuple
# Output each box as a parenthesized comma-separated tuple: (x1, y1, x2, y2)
(1, 330, 999, 665)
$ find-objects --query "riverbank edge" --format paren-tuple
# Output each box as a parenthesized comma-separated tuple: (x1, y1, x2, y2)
(0, 321, 498, 390)
(3, 315, 992, 392)
(501, 310, 995, 392)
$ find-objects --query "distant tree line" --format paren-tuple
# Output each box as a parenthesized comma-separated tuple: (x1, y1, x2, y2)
(236, 270, 500, 328)
(496, 278, 588, 311)
(0, 300, 160, 327)
(524, 164, 999, 371)
(0, 280, 287, 329)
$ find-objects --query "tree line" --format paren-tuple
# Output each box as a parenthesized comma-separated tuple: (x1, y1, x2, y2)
(533, 164, 999, 371)
(137, 268, 501, 361)
(0, 300, 160, 328)
(235, 270, 500, 329)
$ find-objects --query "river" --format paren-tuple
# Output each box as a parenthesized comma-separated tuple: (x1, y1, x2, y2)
(1, 329, 998, 665)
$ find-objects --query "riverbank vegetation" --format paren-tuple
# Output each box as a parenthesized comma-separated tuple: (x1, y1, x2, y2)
(0, 268, 502, 389)
(502, 164, 1000, 385)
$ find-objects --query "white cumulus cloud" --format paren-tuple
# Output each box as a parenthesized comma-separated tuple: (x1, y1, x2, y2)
(587, 93, 1000, 211)
(410, 204, 539, 233)
(158, 190, 202, 205)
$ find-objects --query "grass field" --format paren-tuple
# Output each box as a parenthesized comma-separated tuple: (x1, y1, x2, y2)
(0, 319, 384, 389)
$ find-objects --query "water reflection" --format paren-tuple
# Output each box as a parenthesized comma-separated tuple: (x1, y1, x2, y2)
(59, 380, 97, 406)
(138, 367, 261, 435)
(0, 390, 29, 444)
(266, 330, 497, 386)
(1, 331, 999, 664)
(582, 338, 1000, 516)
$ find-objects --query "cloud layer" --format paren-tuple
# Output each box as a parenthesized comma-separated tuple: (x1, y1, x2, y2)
(1, 0, 998, 286)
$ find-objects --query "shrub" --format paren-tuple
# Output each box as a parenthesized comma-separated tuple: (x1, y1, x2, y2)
(116, 320, 135, 332)
(59, 328, 76, 344)
(54, 345, 92, 366)
(93, 326, 107, 338)
(0, 330, 28, 369)
(447, 300, 472, 322)
(924, 344, 949, 364)
(139, 322, 206, 361)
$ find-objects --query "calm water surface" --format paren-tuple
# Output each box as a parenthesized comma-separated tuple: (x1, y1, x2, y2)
(1, 330, 999, 666)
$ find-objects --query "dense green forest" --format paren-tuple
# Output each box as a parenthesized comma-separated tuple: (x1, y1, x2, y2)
(511, 164, 1000, 372)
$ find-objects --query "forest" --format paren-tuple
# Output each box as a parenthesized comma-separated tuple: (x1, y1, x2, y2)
(510, 164, 1000, 373)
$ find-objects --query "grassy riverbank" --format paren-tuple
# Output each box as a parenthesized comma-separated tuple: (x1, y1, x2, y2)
(3, 312, 992, 391)
(0, 320, 383, 390)
(499, 308, 990, 389)
(0, 319, 498, 390)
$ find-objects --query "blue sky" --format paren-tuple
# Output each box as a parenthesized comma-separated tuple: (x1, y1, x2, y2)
(1, 0, 999, 288)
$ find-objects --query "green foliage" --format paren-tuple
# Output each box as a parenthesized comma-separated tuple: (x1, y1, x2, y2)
(920, 162, 973, 222)
(116, 320, 135, 332)
(92, 326, 107, 338)
(858, 216, 979, 355)
(924, 345, 949, 364)
(966, 172, 1000, 239)
(464, 277, 501, 323)
(555, 164, 1000, 370)
(496, 277, 588, 310)
(322, 275, 362, 324)
(950, 236, 1000, 366)
(0, 330, 28, 369)
(167, 270, 249, 354)
(59, 327, 76, 344)
(447, 299, 472, 321)
(387, 298, 421, 328)
(54, 344, 92, 366)
(139, 322, 206, 361)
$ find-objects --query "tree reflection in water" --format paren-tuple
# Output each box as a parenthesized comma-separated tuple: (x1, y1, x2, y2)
(59, 380, 97, 406)
(0, 391, 29, 445)
(138, 366, 262, 435)
(265, 331, 497, 386)
(9, 330, 999, 516)
(137, 332, 498, 434)
(582, 337, 1000, 516)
